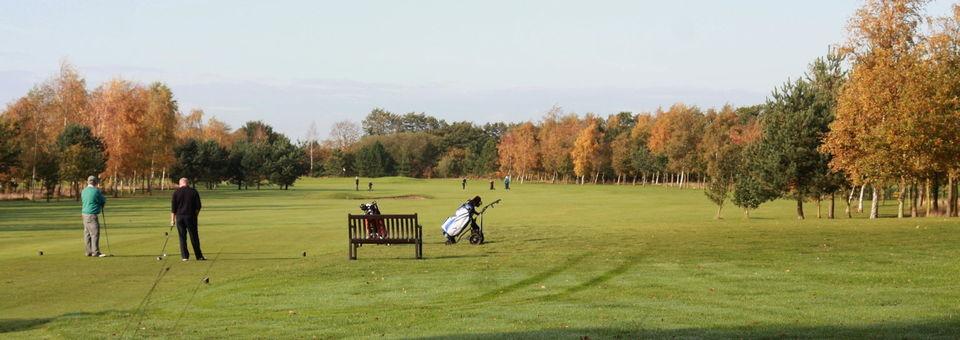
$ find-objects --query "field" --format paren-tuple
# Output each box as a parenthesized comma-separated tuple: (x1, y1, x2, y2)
(1, 177, 958, 338)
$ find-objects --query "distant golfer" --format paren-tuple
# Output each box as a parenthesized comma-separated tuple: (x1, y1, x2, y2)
(462, 178, 467, 190)
(504, 175, 511, 190)
(171, 178, 205, 261)
(355, 176, 359, 191)
(368, 182, 373, 191)
(81, 175, 107, 257)
(489, 180, 494, 190)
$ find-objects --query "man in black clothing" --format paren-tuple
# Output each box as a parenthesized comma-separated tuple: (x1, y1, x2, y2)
(170, 177, 205, 261)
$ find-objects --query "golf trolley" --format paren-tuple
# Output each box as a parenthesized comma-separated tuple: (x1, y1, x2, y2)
(456, 198, 501, 245)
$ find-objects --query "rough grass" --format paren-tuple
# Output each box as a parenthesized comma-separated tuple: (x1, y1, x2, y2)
(1, 177, 958, 338)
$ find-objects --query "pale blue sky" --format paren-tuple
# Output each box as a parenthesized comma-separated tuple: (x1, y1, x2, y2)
(0, 1, 954, 139)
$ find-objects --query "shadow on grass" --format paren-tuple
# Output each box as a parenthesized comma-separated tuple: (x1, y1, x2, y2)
(472, 252, 592, 302)
(0, 318, 52, 333)
(0, 310, 123, 334)
(418, 319, 960, 339)
(430, 254, 490, 260)
(537, 260, 634, 302)
(218, 257, 303, 261)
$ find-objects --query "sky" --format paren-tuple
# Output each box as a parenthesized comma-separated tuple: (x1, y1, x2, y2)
(0, 0, 955, 140)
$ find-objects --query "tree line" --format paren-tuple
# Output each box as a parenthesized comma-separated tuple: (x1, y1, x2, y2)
(0, 63, 307, 200)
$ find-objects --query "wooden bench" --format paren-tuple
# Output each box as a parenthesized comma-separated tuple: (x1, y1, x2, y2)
(348, 214, 423, 260)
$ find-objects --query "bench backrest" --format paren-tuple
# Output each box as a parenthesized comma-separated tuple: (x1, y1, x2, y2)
(348, 214, 421, 240)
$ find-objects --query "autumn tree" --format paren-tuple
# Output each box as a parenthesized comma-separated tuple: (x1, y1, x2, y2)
(143, 82, 179, 192)
(823, 0, 928, 218)
(918, 5, 960, 216)
(648, 104, 706, 188)
(177, 108, 205, 142)
(497, 122, 539, 183)
(203, 117, 234, 147)
(570, 119, 603, 184)
(0, 118, 20, 191)
(538, 108, 582, 183)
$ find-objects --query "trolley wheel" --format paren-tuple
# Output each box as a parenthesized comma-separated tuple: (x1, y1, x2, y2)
(469, 232, 484, 245)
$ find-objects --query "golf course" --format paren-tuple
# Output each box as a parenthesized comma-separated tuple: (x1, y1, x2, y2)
(1, 177, 958, 338)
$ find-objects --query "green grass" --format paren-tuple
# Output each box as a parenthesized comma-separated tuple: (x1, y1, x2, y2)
(1, 177, 958, 338)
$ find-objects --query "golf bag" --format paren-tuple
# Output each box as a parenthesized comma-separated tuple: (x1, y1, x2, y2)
(441, 197, 500, 245)
(360, 202, 387, 239)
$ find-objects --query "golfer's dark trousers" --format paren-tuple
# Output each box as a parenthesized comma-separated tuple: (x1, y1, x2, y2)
(176, 214, 204, 259)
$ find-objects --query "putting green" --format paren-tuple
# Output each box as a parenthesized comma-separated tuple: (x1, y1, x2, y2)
(1, 177, 958, 338)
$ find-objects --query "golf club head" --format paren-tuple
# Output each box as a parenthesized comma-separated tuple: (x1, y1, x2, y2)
(202, 277, 210, 284)
(38, 250, 43, 256)
(156, 256, 162, 261)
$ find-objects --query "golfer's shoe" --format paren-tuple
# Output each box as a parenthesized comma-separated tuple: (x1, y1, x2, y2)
(182, 258, 189, 262)
(196, 257, 207, 261)
(86, 253, 93, 257)
(97, 253, 107, 258)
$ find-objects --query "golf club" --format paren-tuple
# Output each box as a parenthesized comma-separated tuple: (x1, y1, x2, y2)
(157, 221, 176, 260)
(100, 209, 114, 257)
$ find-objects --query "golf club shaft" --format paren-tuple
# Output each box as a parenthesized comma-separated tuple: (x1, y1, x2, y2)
(101, 209, 111, 255)
(159, 223, 176, 256)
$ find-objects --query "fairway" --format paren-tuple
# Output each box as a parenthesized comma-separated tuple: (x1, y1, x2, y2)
(1, 177, 959, 338)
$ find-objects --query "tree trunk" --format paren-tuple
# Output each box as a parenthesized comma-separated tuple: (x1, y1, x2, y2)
(932, 174, 940, 212)
(816, 196, 822, 219)
(744, 209, 750, 219)
(918, 179, 925, 208)
(846, 187, 854, 216)
(949, 175, 958, 217)
(679, 171, 686, 189)
(828, 192, 835, 219)
(910, 181, 918, 218)
(844, 189, 852, 218)
(796, 196, 804, 220)
(858, 185, 866, 213)
(897, 177, 906, 218)
(870, 186, 879, 219)
(925, 178, 932, 217)
(716, 204, 723, 219)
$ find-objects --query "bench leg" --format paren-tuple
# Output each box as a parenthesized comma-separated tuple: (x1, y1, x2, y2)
(349, 242, 357, 260)
(416, 240, 422, 259)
